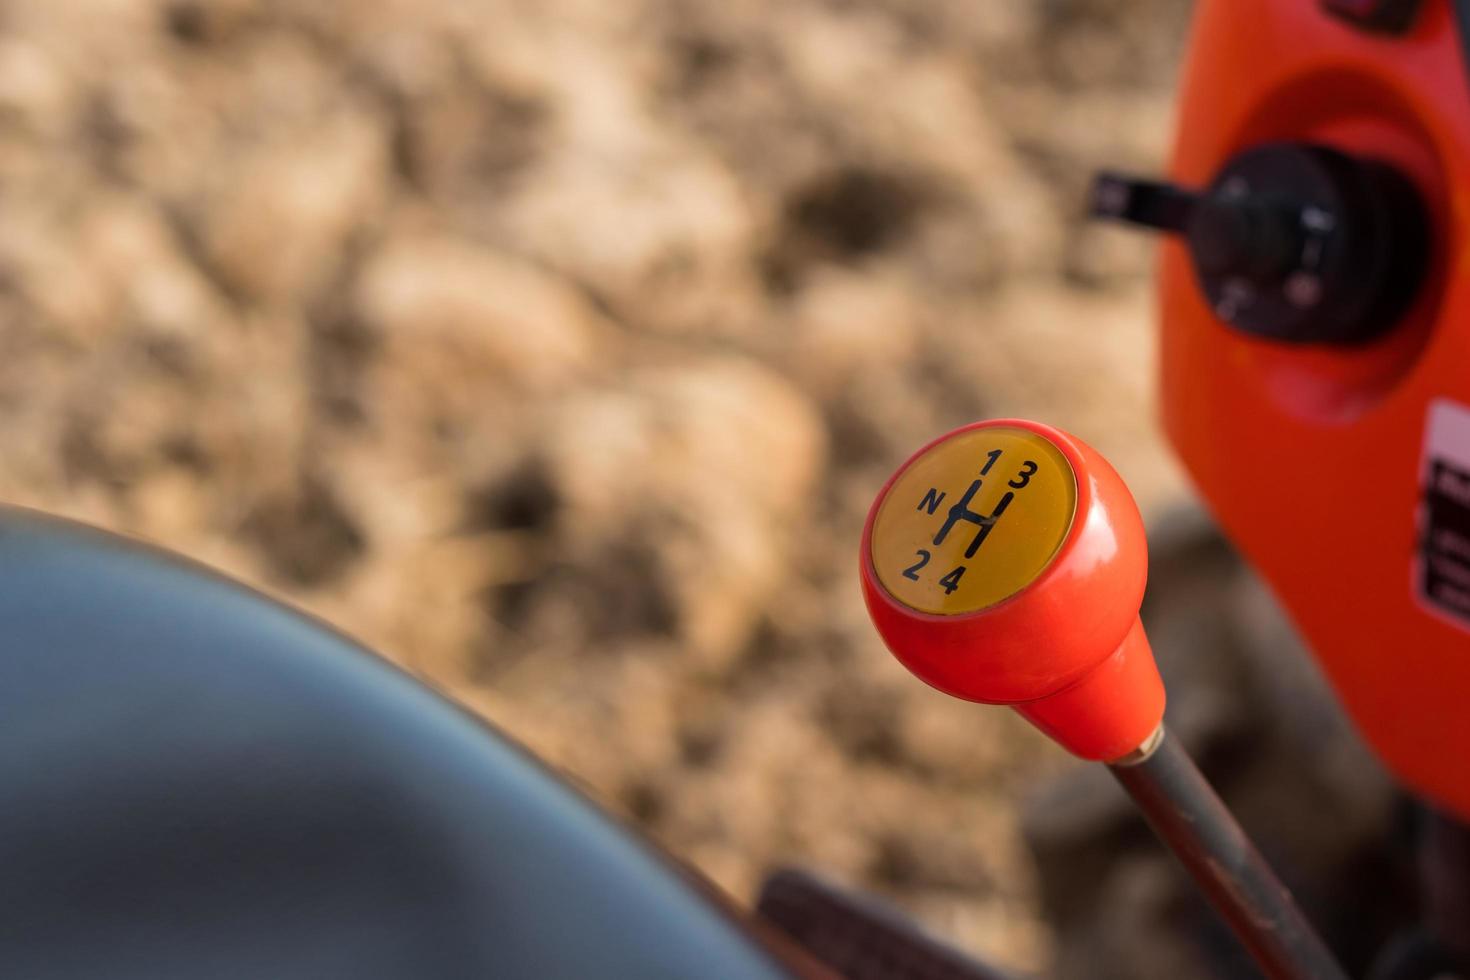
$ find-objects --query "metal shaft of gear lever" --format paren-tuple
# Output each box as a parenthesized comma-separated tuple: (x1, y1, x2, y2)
(1111, 727, 1349, 980)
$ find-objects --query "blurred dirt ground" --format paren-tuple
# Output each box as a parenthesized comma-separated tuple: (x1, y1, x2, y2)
(0, 0, 1246, 973)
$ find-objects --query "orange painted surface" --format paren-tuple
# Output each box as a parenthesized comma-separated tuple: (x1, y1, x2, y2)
(1163, 0, 1470, 814)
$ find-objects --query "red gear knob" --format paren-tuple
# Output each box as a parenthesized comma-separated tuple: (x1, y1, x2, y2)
(859, 421, 1348, 978)
(859, 419, 1165, 761)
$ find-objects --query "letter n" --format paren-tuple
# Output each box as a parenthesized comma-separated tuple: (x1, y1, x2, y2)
(917, 488, 945, 515)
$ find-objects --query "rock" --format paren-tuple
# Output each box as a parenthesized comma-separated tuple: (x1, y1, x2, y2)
(468, 29, 761, 335)
(0, 39, 71, 137)
(198, 110, 386, 305)
(76, 194, 230, 338)
(161, 0, 261, 45)
(525, 357, 826, 665)
(355, 232, 612, 395)
(782, 266, 919, 397)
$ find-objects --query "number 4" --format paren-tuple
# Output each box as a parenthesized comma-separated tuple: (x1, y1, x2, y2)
(938, 566, 966, 595)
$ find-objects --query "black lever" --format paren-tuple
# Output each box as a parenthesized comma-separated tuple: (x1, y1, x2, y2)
(1091, 172, 1199, 233)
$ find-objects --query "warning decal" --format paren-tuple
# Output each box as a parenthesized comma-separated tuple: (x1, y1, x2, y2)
(1417, 400, 1470, 628)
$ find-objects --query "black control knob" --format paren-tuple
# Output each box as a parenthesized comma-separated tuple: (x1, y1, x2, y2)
(1091, 143, 1429, 345)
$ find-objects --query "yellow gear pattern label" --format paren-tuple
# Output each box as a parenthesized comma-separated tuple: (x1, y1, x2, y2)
(872, 427, 1077, 614)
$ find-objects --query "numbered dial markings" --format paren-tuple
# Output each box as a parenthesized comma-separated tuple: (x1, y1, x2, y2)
(872, 428, 1078, 614)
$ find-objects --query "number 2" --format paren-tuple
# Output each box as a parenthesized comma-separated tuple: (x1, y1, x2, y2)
(902, 550, 930, 580)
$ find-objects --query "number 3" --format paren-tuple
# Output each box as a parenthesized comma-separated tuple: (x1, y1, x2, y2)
(1009, 461, 1038, 489)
